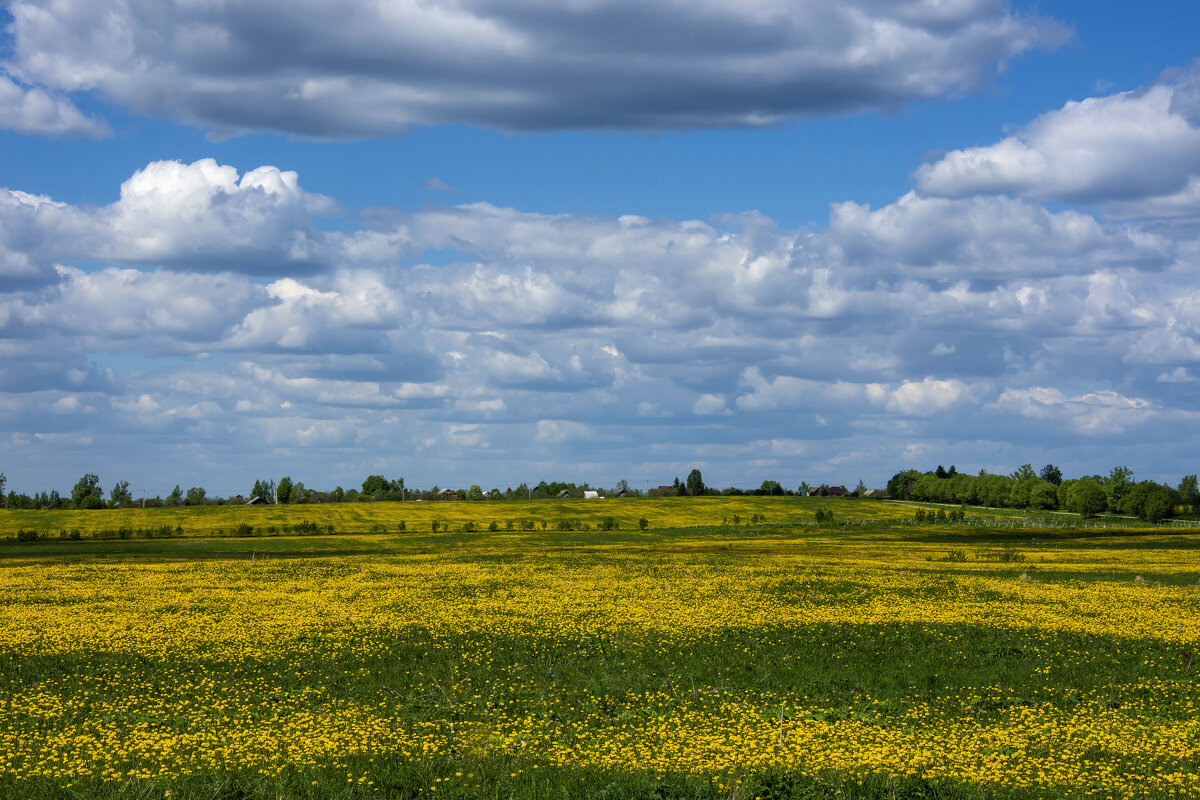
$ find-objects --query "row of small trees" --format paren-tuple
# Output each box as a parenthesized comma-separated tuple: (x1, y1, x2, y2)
(887, 465, 1195, 522)
(3, 473, 221, 510)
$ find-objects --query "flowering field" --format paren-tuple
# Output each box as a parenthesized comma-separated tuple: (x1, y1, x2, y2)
(2, 503, 1198, 798)
(1, 495, 920, 541)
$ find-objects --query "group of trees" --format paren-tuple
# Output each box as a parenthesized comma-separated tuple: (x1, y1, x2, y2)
(888, 464, 1191, 522)
(648, 472, 860, 497)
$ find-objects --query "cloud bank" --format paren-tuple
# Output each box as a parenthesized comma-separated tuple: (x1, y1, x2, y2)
(3, 94, 1198, 491)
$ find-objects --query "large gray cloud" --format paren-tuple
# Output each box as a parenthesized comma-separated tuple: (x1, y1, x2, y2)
(5, 0, 1065, 137)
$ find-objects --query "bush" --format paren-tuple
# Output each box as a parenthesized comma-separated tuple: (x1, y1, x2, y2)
(638, 517, 649, 530)
(16, 529, 39, 542)
(993, 547, 1026, 563)
(462, 521, 478, 533)
(598, 517, 618, 531)
(235, 523, 254, 537)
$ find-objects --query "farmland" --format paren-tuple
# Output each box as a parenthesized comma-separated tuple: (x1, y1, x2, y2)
(0, 495, 920, 542)
(1, 497, 1198, 799)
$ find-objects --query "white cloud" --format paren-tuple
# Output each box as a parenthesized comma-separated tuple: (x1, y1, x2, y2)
(534, 419, 592, 444)
(5, 0, 1064, 137)
(827, 192, 1166, 277)
(692, 393, 728, 415)
(422, 177, 456, 193)
(735, 368, 889, 412)
(1156, 367, 1197, 383)
(887, 378, 974, 416)
(50, 395, 82, 412)
(1, 159, 336, 281)
(914, 70, 1200, 211)
(105, 159, 334, 271)
(989, 387, 1170, 434)
(445, 423, 486, 448)
(458, 398, 506, 416)
(0, 73, 109, 138)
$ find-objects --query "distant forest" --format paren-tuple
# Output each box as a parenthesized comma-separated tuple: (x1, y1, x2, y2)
(2, 465, 1195, 523)
(887, 464, 1196, 523)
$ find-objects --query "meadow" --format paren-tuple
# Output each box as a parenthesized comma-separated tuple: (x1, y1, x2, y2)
(1, 497, 1197, 799)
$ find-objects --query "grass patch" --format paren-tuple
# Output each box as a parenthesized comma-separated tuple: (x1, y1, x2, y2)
(1, 505, 1198, 798)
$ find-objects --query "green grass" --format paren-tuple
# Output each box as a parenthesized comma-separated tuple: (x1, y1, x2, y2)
(2, 508, 1198, 799)
(0, 496, 916, 542)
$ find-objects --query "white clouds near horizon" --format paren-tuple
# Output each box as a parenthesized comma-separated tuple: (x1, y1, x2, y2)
(2, 137, 1198, 490)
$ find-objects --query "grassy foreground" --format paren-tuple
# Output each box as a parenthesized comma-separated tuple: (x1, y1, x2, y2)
(1, 499, 1198, 799)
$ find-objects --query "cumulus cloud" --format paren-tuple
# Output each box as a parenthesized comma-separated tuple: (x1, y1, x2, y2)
(989, 387, 1168, 435)
(735, 368, 888, 413)
(105, 159, 335, 271)
(887, 378, 976, 416)
(1, 159, 336, 281)
(6, 0, 1064, 137)
(0, 187, 101, 285)
(0, 73, 109, 138)
(914, 68, 1200, 213)
(692, 393, 728, 415)
(534, 419, 593, 444)
(1156, 367, 1197, 383)
(827, 192, 1168, 277)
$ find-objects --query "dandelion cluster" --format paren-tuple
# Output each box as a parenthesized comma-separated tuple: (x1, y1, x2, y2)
(1, 515, 1197, 797)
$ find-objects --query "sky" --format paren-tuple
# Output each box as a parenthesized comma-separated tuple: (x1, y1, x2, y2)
(1, 0, 1199, 498)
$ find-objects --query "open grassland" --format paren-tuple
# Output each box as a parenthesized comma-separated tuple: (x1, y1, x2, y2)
(1, 501, 1198, 799)
(0, 496, 920, 541)
(0, 495, 1176, 545)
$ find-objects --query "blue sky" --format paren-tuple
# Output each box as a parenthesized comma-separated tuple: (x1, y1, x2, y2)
(1, 0, 1198, 497)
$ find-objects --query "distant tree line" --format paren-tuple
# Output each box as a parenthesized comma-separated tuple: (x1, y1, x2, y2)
(15, 463, 1189, 519)
(1, 467, 870, 509)
(887, 464, 1196, 523)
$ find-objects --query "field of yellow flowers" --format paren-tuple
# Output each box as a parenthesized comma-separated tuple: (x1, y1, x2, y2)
(1, 498, 1198, 799)
(1, 495, 920, 541)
